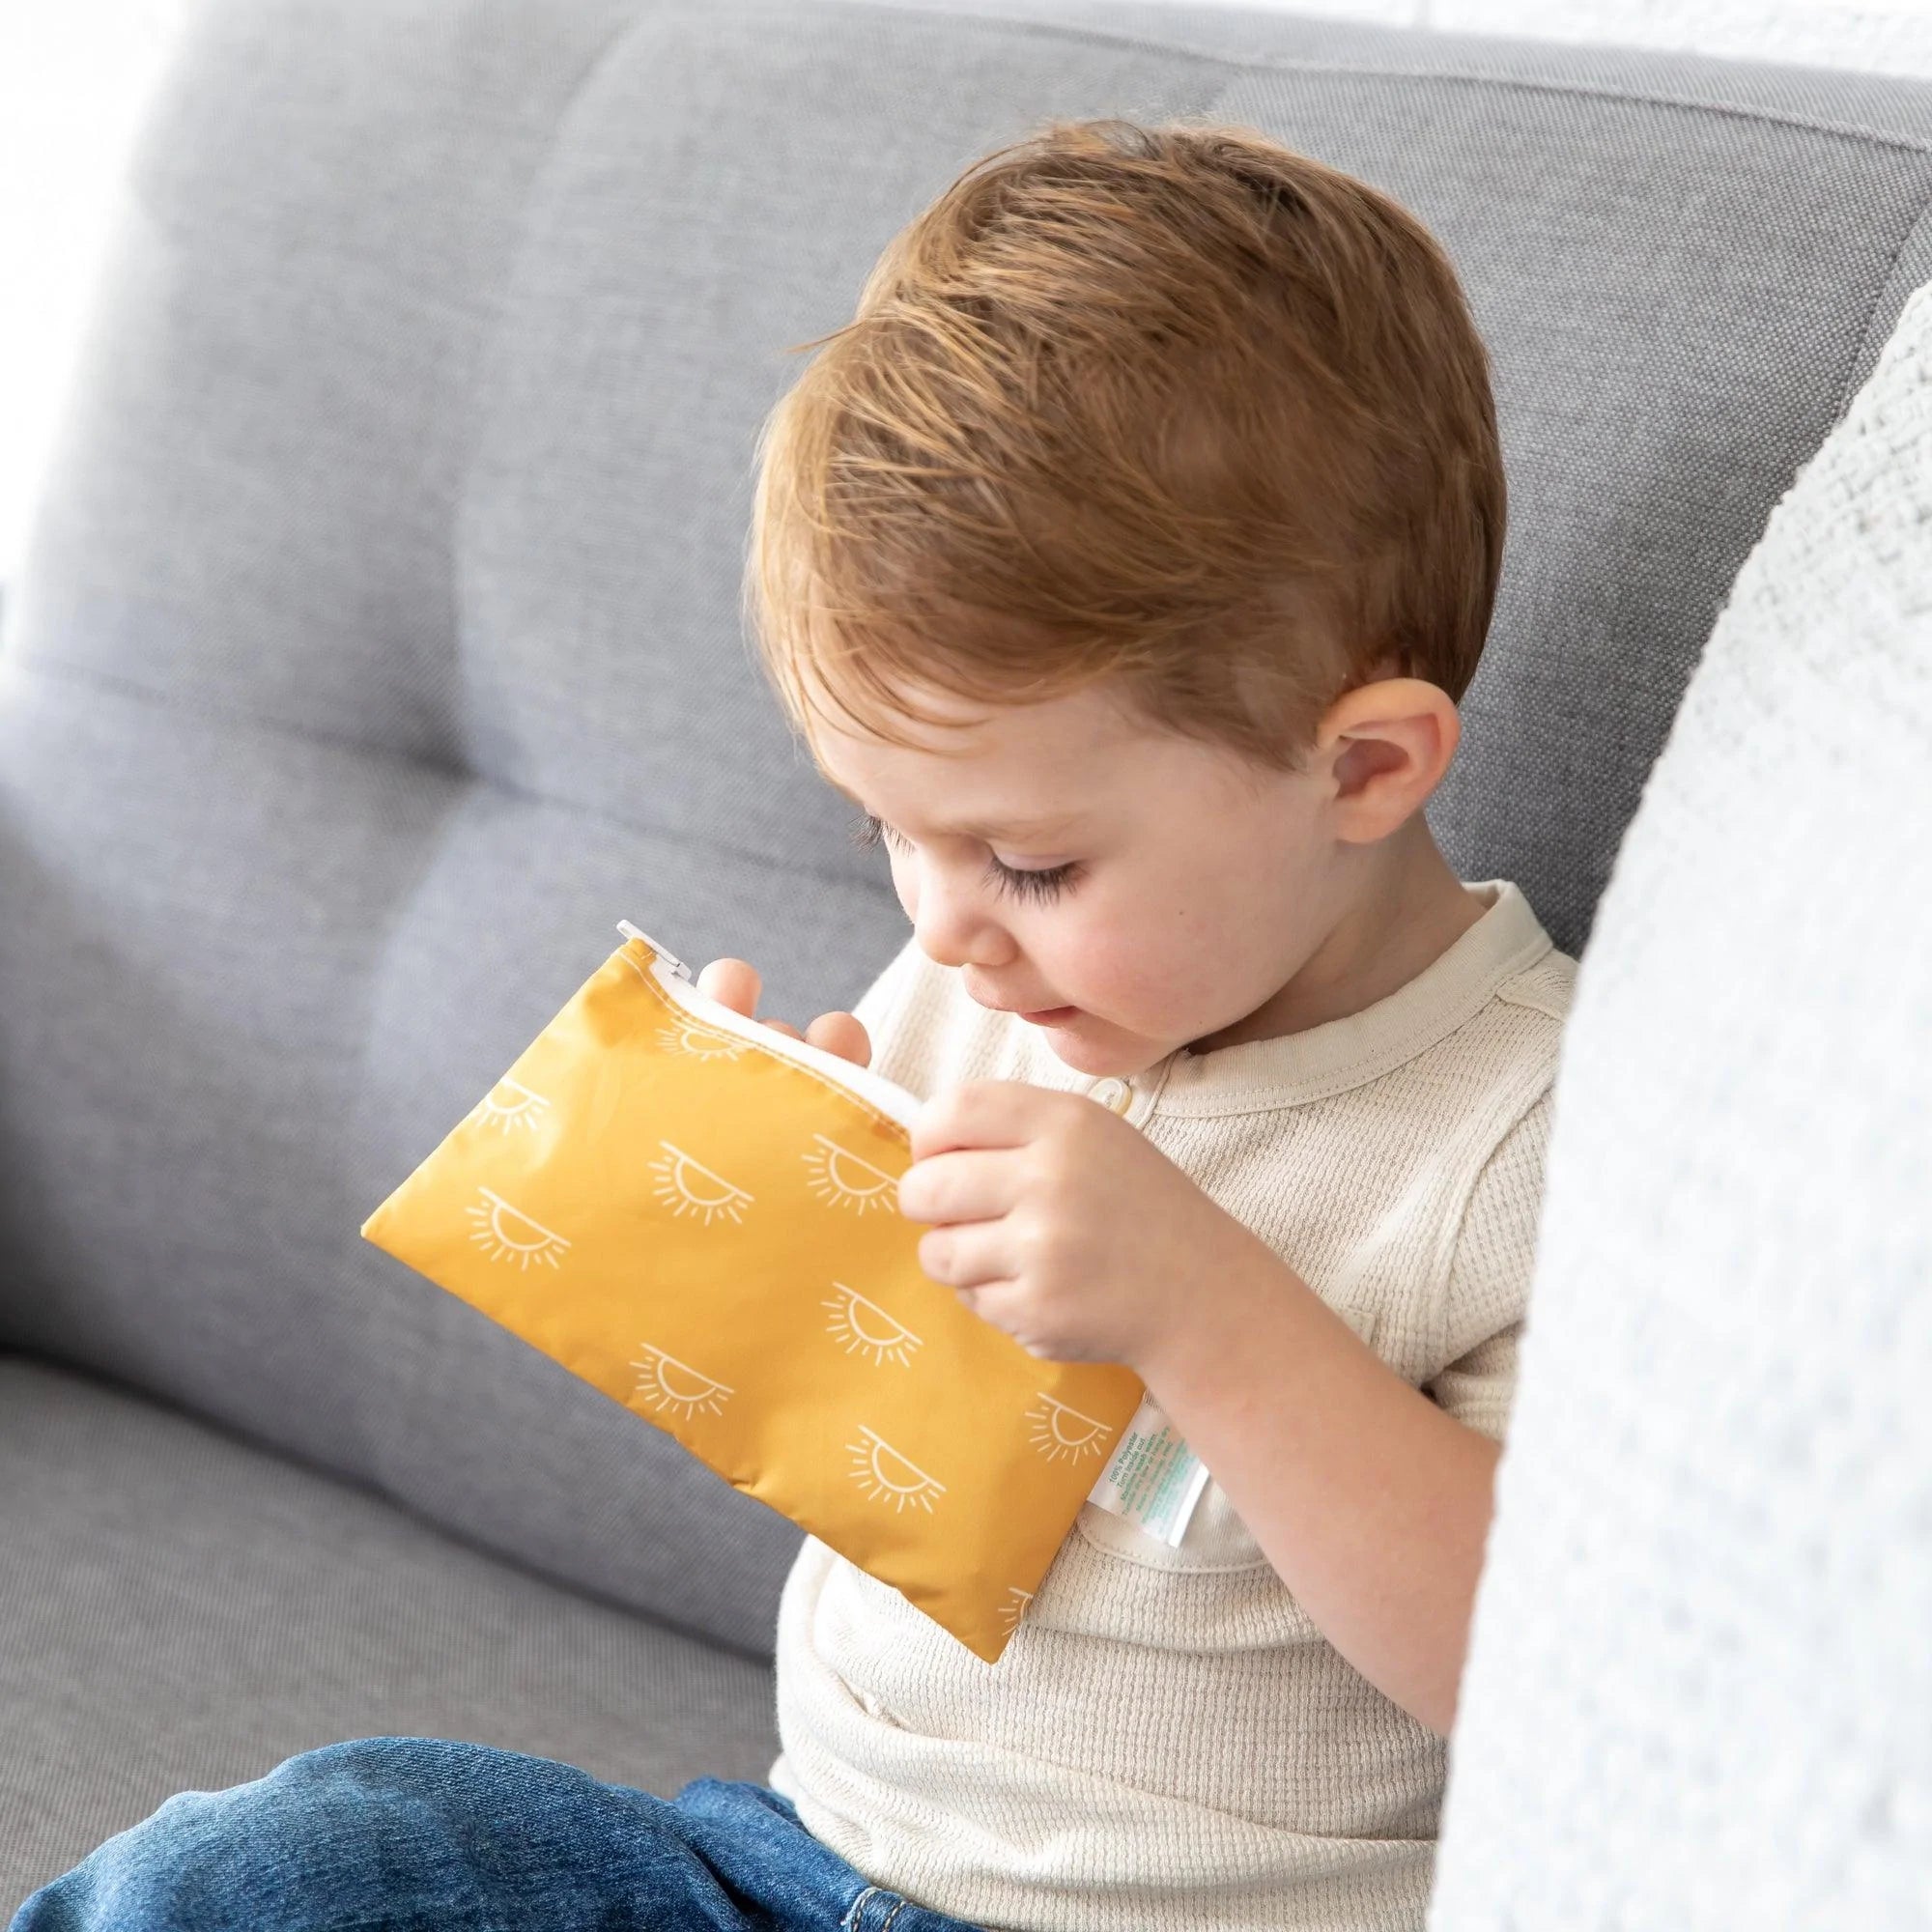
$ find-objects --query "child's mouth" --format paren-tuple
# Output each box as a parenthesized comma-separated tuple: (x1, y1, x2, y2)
(1019, 1006, 1078, 1025)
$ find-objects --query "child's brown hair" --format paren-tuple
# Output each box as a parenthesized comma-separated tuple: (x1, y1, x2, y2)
(745, 118, 1505, 773)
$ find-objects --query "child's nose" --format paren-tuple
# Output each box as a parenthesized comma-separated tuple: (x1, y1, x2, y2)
(911, 877, 1011, 973)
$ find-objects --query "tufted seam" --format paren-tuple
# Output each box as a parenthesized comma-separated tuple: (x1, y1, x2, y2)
(1833, 189, 1932, 423)
(3, 651, 898, 901)
(446, 2, 663, 776)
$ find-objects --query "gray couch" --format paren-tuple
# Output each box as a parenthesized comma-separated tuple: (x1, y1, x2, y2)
(4, 0, 1930, 1915)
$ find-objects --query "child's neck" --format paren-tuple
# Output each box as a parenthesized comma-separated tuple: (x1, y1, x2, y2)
(1187, 819, 1488, 1056)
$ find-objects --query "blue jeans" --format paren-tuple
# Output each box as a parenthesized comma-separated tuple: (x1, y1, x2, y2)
(9, 1737, 985, 1932)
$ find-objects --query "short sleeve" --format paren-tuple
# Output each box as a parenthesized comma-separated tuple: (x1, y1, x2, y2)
(1425, 1088, 1556, 1443)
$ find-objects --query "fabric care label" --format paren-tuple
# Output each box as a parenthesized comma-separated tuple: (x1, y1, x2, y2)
(1086, 1392, 1210, 1547)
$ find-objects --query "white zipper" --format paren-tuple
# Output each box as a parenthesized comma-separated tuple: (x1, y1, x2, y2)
(613, 921, 923, 1131)
(616, 921, 695, 980)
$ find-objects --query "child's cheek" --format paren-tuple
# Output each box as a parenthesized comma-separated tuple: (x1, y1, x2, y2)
(1052, 920, 1189, 1033)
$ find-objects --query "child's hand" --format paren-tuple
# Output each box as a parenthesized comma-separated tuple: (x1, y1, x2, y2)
(694, 957, 872, 1068)
(898, 1079, 1266, 1369)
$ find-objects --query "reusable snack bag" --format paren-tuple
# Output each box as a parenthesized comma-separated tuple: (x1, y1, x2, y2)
(361, 922, 1147, 1663)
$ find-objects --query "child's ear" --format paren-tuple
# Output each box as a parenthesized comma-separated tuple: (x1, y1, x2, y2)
(1312, 676, 1462, 842)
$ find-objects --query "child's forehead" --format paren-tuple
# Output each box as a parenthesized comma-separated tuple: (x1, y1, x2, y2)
(805, 683, 1154, 828)
(811, 739, 1094, 843)
(807, 675, 1151, 770)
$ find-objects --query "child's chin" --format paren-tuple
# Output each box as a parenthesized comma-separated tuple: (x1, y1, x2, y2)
(1043, 1025, 1159, 1080)
(1041, 1031, 1102, 1071)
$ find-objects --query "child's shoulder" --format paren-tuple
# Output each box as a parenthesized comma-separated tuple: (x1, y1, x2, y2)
(1472, 876, 1575, 997)
(1399, 884, 1577, 1139)
(1493, 938, 1578, 1027)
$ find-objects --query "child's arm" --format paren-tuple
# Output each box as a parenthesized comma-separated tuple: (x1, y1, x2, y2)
(1136, 1259, 1503, 1740)
(898, 1073, 1542, 1737)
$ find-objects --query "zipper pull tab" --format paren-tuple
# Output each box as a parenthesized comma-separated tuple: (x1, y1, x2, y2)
(616, 921, 694, 981)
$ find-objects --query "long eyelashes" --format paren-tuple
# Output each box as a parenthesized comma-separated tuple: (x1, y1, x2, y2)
(850, 813, 1079, 904)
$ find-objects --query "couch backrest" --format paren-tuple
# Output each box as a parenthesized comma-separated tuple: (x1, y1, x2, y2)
(2, 0, 1929, 1658)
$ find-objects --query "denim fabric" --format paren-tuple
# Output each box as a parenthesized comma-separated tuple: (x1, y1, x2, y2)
(7, 1737, 985, 1932)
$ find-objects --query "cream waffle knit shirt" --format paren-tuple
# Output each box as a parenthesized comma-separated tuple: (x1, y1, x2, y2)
(767, 877, 1577, 1932)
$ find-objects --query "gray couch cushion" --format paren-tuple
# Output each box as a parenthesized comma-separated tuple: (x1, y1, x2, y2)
(3, 0, 1930, 1653)
(0, 1354, 781, 1918)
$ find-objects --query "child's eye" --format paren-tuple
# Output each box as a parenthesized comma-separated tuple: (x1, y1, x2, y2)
(986, 856, 1079, 904)
(849, 812, 894, 852)
(849, 813, 1080, 904)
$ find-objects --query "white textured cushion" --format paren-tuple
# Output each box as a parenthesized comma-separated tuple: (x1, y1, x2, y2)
(1430, 277, 1932, 1930)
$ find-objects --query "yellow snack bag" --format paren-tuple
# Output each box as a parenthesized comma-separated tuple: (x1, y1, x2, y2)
(360, 921, 1145, 1663)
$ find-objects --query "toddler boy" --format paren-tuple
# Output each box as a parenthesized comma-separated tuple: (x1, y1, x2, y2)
(11, 116, 1572, 1932)
(712, 114, 1576, 1931)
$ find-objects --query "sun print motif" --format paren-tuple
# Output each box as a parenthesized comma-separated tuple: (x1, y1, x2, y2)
(801, 1134, 898, 1216)
(656, 1017, 750, 1061)
(822, 1283, 925, 1368)
(649, 1141, 755, 1227)
(471, 1076, 554, 1135)
(465, 1186, 572, 1270)
(1024, 1394, 1117, 1464)
(848, 1425, 948, 1514)
(631, 1344, 734, 1420)
(997, 1585, 1034, 1634)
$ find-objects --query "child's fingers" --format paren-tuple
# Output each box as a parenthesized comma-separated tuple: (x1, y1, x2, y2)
(696, 957, 761, 1016)
(690, 964, 867, 1068)
(805, 1011, 871, 1068)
